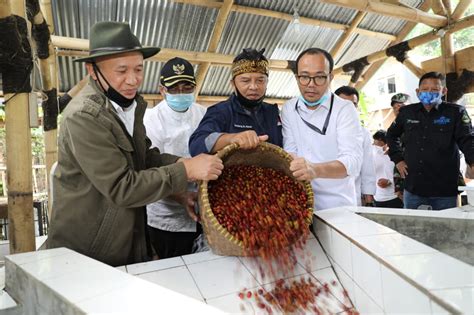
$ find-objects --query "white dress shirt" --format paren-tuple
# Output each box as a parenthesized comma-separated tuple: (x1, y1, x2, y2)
(143, 100, 206, 232)
(282, 91, 363, 211)
(355, 127, 376, 205)
(110, 100, 137, 137)
(373, 146, 398, 202)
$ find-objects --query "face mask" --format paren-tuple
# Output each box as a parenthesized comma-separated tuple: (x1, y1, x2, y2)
(418, 91, 442, 106)
(165, 93, 194, 112)
(299, 93, 328, 107)
(373, 145, 384, 155)
(93, 63, 135, 108)
(235, 88, 264, 109)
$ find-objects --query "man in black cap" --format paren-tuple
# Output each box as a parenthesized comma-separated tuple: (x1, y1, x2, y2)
(391, 93, 409, 117)
(143, 57, 207, 258)
(189, 48, 282, 156)
(46, 22, 223, 266)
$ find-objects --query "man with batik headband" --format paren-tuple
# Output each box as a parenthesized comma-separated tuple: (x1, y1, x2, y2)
(189, 48, 283, 156)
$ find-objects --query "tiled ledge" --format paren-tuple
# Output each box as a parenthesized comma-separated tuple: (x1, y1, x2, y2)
(315, 206, 474, 315)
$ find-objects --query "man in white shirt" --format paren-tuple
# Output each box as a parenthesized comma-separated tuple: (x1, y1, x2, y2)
(334, 86, 376, 206)
(282, 48, 363, 211)
(143, 57, 207, 258)
(372, 130, 403, 208)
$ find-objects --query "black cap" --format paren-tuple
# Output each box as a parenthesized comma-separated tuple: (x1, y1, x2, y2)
(160, 57, 196, 88)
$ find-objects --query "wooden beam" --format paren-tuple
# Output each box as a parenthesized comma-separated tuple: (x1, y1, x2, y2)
(355, 0, 432, 89)
(402, 59, 425, 77)
(331, 11, 367, 59)
(431, 0, 447, 15)
(451, 0, 472, 20)
(195, 0, 233, 95)
(5, 0, 36, 254)
(421, 45, 474, 73)
(173, 0, 397, 41)
(141, 93, 288, 106)
(441, 0, 455, 74)
(316, 0, 447, 27)
(51, 35, 295, 72)
(337, 13, 474, 76)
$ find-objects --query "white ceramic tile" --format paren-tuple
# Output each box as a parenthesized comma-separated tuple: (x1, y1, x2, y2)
(354, 233, 436, 258)
(316, 207, 361, 225)
(431, 287, 474, 314)
(351, 244, 383, 309)
(115, 266, 127, 273)
(0, 243, 9, 261)
(5, 247, 70, 266)
(137, 266, 204, 301)
(35, 236, 47, 250)
(315, 218, 333, 258)
(353, 282, 384, 315)
(126, 256, 184, 275)
(17, 251, 100, 281)
(41, 263, 138, 303)
(430, 300, 451, 315)
(332, 261, 356, 307)
(77, 276, 222, 314)
(331, 217, 395, 238)
(187, 257, 258, 299)
(261, 273, 344, 314)
(181, 250, 225, 265)
(239, 256, 307, 285)
(0, 290, 17, 310)
(206, 289, 278, 314)
(381, 265, 431, 314)
(295, 238, 331, 272)
(331, 229, 353, 277)
(312, 267, 352, 308)
(386, 252, 474, 290)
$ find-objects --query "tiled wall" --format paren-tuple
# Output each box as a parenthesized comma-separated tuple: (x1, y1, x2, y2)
(315, 217, 454, 314)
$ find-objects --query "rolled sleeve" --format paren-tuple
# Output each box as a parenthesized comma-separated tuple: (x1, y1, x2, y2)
(336, 105, 363, 177)
(205, 132, 223, 153)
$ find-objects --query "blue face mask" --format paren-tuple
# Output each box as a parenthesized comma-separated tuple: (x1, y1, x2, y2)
(165, 93, 194, 112)
(299, 93, 329, 107)
(418, 91, 442, 106)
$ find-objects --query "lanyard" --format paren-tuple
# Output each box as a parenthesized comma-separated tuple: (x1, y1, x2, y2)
(295, 93, 334, 135)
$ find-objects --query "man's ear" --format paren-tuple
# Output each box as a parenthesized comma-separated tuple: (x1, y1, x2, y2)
(442, 87, 448, 96)
(159, 85, 166, 97)
(86, 63, 97, 80)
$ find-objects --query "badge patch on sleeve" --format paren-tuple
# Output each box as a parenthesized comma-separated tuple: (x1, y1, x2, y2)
(462, 112, 471, 124)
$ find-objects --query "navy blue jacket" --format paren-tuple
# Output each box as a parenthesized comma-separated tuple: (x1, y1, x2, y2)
(189, 94, 283, 156)
(387, 102, 474, 197)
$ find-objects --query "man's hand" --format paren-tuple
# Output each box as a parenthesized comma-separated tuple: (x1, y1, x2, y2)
(231, 130, 268, 149)
(182, 154, 223, 181)
(377, 178, 391, 188)
(396, 161, 408, 178)
(170, 192, 199, 222)
(290, 156, 317, 181)
(362, 194, 374, 205)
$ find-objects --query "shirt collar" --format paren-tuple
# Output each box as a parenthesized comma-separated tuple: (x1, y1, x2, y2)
(160, 100, 193, 121)
(110, 99, 137, 114)
(297, 89, 332, 112)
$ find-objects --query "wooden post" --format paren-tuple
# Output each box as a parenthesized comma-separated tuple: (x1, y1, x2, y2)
(402, 59, 425, 78)
(441, 0, 455, 75)
(451, 0, 472, 20)
(2, 0, 36, 253)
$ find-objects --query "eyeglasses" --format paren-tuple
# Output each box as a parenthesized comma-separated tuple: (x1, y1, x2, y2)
(296, 74, 329, 86)
(166, 83, 195, 94)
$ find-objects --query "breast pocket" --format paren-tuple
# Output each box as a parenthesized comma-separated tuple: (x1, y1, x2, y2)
(433, 126, 453, 150)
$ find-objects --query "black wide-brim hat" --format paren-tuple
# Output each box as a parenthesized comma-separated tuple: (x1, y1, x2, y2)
(74, 21, 160, 63)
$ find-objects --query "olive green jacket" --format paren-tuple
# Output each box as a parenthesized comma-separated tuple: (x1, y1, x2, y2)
(46, 78, 188, 266)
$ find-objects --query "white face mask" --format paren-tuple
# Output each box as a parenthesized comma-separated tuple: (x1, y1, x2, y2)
(373, 145, 384, 155)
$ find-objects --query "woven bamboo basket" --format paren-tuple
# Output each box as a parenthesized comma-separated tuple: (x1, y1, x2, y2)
(198, 142, 314, 256)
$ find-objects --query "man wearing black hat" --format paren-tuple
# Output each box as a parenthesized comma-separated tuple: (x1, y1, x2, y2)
(189, 48, 282, 156)
(143, 57, 207, 258)
(46, 22, 223, 266)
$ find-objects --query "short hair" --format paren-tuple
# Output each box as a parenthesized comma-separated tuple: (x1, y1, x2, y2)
(373, 130, 387, 143)
(335, 86, 359, 100)
(419, 71, 445, 86)
(294, 48, 334, 74)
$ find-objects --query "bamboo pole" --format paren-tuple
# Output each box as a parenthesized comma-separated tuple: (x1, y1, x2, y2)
(355, 0, 432, 89)
(316, 0, 447, 27)
(195, 0, 233, 95)
(451, 0, 472, 20)
(3, 0, 35, 253)
(402, 59, 426, 77)
(441, 0, 455, 74)
(330, 11, 367, 59)
(335, 14, 474, 76)
(30, 0, 59, 220)
(431, 0, 447, 15)
(172, 0, 397, 41)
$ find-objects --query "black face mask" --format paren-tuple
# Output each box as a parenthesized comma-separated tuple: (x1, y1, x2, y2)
(92, 63, 135, 108)
(235, 87, 265, 110)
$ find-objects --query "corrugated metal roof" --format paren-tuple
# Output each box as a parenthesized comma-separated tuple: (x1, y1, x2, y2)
(49, 0, 426, 99)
